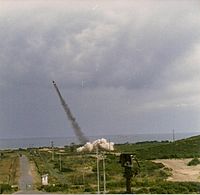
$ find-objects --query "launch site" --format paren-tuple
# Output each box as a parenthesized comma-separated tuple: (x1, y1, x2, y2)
(1, 0, 200, 194)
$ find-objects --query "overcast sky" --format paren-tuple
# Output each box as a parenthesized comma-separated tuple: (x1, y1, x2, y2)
(0, 0, 200, 139)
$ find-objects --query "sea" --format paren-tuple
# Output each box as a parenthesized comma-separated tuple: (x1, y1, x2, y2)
(0, 132, 199, 150)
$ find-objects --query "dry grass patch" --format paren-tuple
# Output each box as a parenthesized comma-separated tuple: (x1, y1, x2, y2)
(0, 151, 19, 185)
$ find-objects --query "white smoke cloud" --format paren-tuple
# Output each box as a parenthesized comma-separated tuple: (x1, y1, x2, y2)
(77, 138, 114, 152)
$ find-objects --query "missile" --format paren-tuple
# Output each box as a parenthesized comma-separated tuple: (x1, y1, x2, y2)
(52, 80, 62, 100)
(52, 80, 89, 144)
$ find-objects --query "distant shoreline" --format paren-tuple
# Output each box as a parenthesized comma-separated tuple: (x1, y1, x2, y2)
(0, 132, 199, 150)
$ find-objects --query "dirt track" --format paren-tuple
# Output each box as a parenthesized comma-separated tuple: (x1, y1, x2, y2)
(154, 159, 200, 182)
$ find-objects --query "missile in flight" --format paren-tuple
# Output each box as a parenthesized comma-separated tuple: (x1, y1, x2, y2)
(52, 80, 89, 144)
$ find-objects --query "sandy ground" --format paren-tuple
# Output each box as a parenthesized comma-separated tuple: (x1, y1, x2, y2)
(154, 158, 200, 182)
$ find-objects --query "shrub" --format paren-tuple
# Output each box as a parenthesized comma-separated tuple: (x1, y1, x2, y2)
(0, 184, 12, 194)
(135, 187, 149, 194)
(188, 157, 200, 166)
(149, 186, 168, 194)
(61, 167, 73, 172)
(42, 184, 69, 192)
(159, 169, 171, 178)
(84, 185, 94, 193)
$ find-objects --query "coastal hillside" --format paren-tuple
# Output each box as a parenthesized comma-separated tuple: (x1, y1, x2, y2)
(1, 135, 200, 194)
(116, 135, 200, 160)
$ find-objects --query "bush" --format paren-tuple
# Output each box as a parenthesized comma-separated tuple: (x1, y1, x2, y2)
(54, 162, 73, 172)
(158, 182, 199, 194)
(107, 180, 124, 188)
(149, 186, 169, 194)
(61, 167, 73, 172)
(188, 157, 200, 166)
(0, 184, 12, 194)
(135, 187, 149, 194)
(159, 169, 172, 178)
(84, 185, 94, 192)
(42, 184, 69, 192)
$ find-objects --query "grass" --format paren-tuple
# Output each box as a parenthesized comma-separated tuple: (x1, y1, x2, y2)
(29, 149, 106, 193)
(1, 135, 200, 193)
(115, 135, 200, 160)
(134, 181, 200, 194)
(0, 150, 19, 185)
(187, 157, 200, 166)
(30, 134, 200, 193)
(26, 147, 174, 193)
(0, 150, 20, 193)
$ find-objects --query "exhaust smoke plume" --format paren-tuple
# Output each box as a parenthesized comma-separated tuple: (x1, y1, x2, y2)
(52, 81, 89, 144)
(77, 138, 114, 152)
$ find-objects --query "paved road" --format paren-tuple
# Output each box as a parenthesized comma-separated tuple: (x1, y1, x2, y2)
(18, 155, 34, 192)
(15, 155, 47, 194)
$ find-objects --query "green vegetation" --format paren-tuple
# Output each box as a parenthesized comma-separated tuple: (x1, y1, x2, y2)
(0, 184, 12, 194)
(134, 181, 200, 194)
(116, 135, 200, 160)
(1, 135, 200, 193)
(0, 150, 19, 194)
(24, 135, 200, 193)
(187, 157, 200, 166)
(33, 151, 171, 193)
(28, 149, 124, 193)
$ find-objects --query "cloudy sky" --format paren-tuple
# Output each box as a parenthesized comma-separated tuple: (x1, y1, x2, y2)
(0, 0, 200, 139)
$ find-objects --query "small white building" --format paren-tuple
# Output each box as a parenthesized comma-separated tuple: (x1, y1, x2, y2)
(41, 174, 48, 185)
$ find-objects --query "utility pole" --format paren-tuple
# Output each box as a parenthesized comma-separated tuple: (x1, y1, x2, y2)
(59, 153, 62, 172)
(96, 147, 100, 194)
(51, 141, 54, 161)
(96, 149, 107, 194)
(103, 154, 106, 194)
(173, 129, 175, 142)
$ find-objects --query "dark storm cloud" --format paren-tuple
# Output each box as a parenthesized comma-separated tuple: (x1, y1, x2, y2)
(1, 0, 199, 89)
(0, 0, 200, 138)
